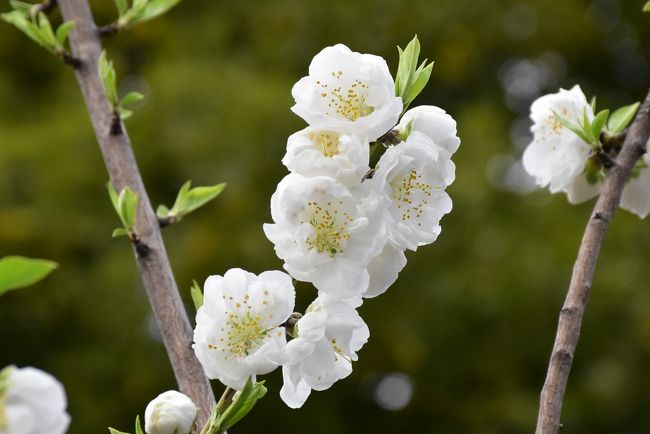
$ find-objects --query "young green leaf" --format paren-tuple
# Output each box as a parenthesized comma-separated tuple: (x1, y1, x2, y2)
(395, 35, 421, 99)
(121, 91, 144, 107)
(134, 415, 144, 434)
(134, 0, 183, 24)
(156, 204, 170, 218)
(108, 428, 129, 434)
(169, 181, 226, 219)
(112, 228, 129, 238)
(553, 111, 591, 144)
(36, 12, 58, 50)
(107, 182, 139, 234)
(607, 102, 640, 133)
(8, 0, 32, 15)
(1, 11, 50, 50)
(118, 107, 134, 120)
(191, 279, 203, 311)
(113, 0, 129, 16)
(590, 95, 597, 113)
(99, 51, 119, 107)
(216, 378, 267, 433)
(0, 256, 58, 296)
(55, 21, 75, 46)
(590, 109, 609, 141)
(403, 59, 433, 108)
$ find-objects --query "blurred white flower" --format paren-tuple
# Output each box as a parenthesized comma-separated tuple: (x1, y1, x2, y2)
(144, 391, 196, 434)
(263, 174, 389, 297)
(621, 153, 650, 218)
(280, 295, 369, 409)
(291, 44, 402, 141)
(0, 366, 70, 434)
(396, 105, 461, 155)
(193, 268, 295, 390)
(522, 85, 596, 201)
(370, 131, 455, 251)
(282, 128, 370, 186)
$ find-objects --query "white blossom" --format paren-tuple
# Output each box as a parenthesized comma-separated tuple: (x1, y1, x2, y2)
(523, 85, 595, 199)
(144, 391, 196, 434)
(193, 268, 295, 390)
(621, 153, 650, 218)
(263, 174, 389, 297)
(396, 105, 461, 155)
(291, 44, 403, 141)
(280, 295, 369, 409)
(369, 131, 455, 251)
(282, 127, 370, 187)
(0, 366, 70, 434)
(365, 243, 407, 298)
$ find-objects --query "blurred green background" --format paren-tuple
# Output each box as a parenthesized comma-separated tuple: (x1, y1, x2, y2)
(2, 0, 650, 432)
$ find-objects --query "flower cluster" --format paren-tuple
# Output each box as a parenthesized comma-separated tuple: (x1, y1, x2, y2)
(194, 41, 459, 410)
(523, 85, 650, 217)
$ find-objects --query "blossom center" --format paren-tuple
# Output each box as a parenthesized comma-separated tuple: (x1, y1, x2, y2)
(390, 168, 435, 225)
(309, 131, 340, 157)
(304, 200, 353, 257)
(317, 74, 374, 121)
(209, 312, 271, 359)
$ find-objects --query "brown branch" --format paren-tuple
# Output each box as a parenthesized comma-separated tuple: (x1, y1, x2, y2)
(56, 0, 216, 428)
(536, 90, 650, 434)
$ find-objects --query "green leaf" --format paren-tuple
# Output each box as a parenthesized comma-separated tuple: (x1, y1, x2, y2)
(170, 181, 226, 218)
(395, 36, 421, 100)
(134, 415, 144, 434)
(191, 279, 203, 311)
(2, 11, 51, 50)
(108, 428, 129, 434)
(36, 12, 58, 49)
(644, 1, 650, 12)
(156, 204, 170, 218)
(112, 228, 129, 238)
(607, 102, 640, 133)
(8, 0, 32, 14)
(120, 91, 144, 107)
(0, 256, 58, 296)
(590, 95, 597, 113)
(590, 109, 609, 141)
(55, 21, 75, 46)
(216, 378, 267, 433)
(134, 0, 183, 24)
(99, 51, 119, 107)
(118, 107, 133, 120)
(114, 0, 129, 16)
(553, 111, 591, 144)
(107, 182, 139, 233)
(403, 60, 433, 108)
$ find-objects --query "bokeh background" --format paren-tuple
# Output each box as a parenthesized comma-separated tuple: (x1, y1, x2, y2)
(2, 0, 650, 432)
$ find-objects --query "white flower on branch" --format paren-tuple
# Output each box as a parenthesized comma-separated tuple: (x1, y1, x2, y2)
(522, 85, 597, 203)
(144, 390, 197, 434)
(291, 44, 402, 141)
(396, 105, 461, 155)
(282, 128, 370, 187)
(280, 295, 369, 409)
(193, 268, 295, 390)
(620, 153, 650, 218)
(0, 366, 70, 434)
(369, 131, 455, 251)
(263, 174, 389, 297)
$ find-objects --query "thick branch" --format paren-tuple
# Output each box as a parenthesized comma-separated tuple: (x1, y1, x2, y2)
(536, 90, 650, 434)
(57, 0, 216, 427)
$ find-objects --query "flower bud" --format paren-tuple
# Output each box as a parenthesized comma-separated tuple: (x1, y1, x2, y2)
(144, 391, 197, 434)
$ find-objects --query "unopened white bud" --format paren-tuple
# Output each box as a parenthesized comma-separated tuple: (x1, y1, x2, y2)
(144, 391, 197, 434)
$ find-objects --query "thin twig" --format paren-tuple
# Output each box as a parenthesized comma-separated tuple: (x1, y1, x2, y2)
(98, 22, 120, 37)
(536, 90, 650, 434)
(56, 0, 216, 428)
(30, 0, 57, 17)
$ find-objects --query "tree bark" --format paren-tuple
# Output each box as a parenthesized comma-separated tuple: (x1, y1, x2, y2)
(57, 0, 216, 427)
(536, 90, 650, 433)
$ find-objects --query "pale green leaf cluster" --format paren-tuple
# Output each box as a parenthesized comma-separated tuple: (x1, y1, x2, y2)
(201, 378, 267, 434)
(191, 279, 204, 311)
(554, 100, 640, 147)
(156, 181, 226, 223)
(394, 35, 434, 111)
(99, 51, 144, 120)
(1, 2, 75, 57)
(114, 0, 183, 30)
(0, 256, 58, 297)
(108, 183, 140, 239)
(108, 415, 145, 434)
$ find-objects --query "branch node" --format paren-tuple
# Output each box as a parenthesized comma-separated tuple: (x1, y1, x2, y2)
(30, 0, 57, 17)
(110, 111, 123, 136)
(61, 52, 82, 69)
(593, 212, 608, 223)
(133, 237, 151, 258)
(98, 22, 120, 37)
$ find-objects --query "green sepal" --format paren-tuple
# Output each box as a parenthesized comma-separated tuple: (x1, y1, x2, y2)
(607, 102, 640, 133)
(0, 256, 58, 297)
(590, 109, 609, 142)
(216, 378, 267, 433)
(135, 415, 145, 434)
(191, 279, 204, 311)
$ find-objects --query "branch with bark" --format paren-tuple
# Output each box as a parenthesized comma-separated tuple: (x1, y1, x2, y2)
(56, 0, 216, 428)
(535, 89, 650, 434)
